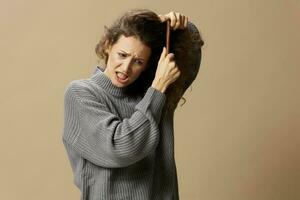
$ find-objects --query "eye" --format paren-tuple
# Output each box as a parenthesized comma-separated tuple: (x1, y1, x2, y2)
(118, 52, 127, 58)
(135, 59, 144, 65)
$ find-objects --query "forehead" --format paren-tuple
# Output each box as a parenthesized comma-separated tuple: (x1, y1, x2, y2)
(112, 35, 151, 58)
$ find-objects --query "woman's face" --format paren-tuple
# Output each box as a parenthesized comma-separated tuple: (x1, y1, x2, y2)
(104, 35, 151, 88)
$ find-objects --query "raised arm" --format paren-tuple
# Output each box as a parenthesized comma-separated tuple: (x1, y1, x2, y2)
(62, 82, 166, 168)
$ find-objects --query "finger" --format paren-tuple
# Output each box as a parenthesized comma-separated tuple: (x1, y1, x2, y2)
(180, 15, 186, 29)
(159, 47, 166, 63)
(168, 60, 176, 68)
(173, 66, 181, 75)
(184, 16, 188, 28)
(174, 12, 181, 30)
(166, 53, 175, 61)
(168, 11, 177, 28)
(178, 15, 184, 29)
(158, 14, 167, 22)
(176, 69, 181, 77)
(170, 68, 181, 80)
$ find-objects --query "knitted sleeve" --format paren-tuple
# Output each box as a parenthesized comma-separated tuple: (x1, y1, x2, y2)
(62, 82, 166, 168)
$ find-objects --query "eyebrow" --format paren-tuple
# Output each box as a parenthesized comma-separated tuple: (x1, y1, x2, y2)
(120, 50, 145, 61)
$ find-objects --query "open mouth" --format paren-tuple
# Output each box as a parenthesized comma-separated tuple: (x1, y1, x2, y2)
(115, 72, 129, 83)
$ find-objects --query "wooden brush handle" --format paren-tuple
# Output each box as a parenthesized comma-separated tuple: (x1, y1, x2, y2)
(166, 20, 170, 54)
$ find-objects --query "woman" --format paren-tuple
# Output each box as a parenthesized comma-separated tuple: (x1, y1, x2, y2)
(62, 9, 189, 200)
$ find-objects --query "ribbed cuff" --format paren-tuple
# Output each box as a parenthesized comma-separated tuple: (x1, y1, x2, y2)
(135, 86, 166, 123)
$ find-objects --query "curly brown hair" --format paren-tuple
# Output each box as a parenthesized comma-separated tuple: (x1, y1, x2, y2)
(95, 9, 166, 96)
(95, 9, 205, 111)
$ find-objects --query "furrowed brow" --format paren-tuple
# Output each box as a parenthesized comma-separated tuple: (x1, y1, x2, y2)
(120, 50, 145, 61)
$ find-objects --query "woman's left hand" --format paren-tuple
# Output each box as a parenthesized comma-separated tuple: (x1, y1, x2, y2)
(158, 11, 188, 30)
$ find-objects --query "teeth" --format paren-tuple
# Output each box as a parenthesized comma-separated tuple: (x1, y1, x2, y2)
(117, 72, 128, 80)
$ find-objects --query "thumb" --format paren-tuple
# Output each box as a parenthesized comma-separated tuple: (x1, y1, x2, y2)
(158, 14, 167, 22)
(159, 47, 166, 63)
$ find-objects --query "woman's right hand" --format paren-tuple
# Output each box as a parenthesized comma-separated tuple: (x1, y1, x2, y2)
(151, 47, 181, 93)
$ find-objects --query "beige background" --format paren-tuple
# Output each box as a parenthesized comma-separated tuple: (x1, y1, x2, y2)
(1, 0, 299, 199)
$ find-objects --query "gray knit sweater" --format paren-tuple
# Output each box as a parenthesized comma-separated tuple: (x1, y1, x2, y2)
(62, 66, 179, 200)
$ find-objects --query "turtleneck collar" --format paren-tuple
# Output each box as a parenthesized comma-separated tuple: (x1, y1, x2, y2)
(90, 65, 128, 97)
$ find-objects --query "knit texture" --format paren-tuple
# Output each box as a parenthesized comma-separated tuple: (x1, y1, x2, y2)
(62, 66, 179, 200)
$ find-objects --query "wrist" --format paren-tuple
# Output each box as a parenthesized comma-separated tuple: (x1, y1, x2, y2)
(151, 79, 166, 93)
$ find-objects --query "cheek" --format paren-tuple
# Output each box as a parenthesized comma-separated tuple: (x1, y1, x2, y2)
(132, 68, 144, 78)
(108, 54, 120, 66)
(112, 55, 120, 65)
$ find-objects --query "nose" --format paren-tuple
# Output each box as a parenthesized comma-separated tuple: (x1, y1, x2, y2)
(121, 58, 133, 74)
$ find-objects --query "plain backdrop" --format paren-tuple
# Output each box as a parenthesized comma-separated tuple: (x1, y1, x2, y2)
(0, 0, 299, 200)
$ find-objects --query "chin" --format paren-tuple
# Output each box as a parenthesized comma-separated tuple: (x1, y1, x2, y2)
(112, 79, 129, 88)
